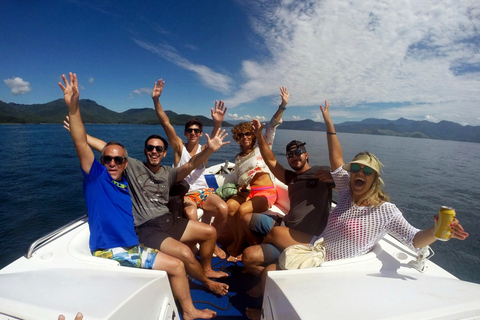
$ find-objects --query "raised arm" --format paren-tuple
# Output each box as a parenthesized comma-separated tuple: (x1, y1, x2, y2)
(320, 101, 344, 171)
(252, 118, 287, 184)
(63, 116, 107, 152)
(264, 86, 289, 147)
(152, 79, 184, 161)
(176, 129, 230, 181)
(58, 73, 94, 173)
(210, 100, 227, 138)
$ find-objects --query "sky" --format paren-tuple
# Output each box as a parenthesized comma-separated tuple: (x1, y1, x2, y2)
(1, 0, 480, 125)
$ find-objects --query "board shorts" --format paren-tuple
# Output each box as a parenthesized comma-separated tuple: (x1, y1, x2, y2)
(250, 213, 284, 264)
(92, 245, 158, 269)
(247, 185, 277, 207)
(135, 213, 189, 250)
(184, 188, 215, 208)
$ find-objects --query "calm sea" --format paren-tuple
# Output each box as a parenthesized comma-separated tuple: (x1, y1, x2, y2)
(0, 124, 479, 284)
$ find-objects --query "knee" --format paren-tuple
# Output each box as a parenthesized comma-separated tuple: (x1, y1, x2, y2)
(177, 246, 196, 262)
(242, 246, 263, 268)
(217, 201, 228, 217)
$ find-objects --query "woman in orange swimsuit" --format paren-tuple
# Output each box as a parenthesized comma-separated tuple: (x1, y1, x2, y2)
(226, 87, 289, 260)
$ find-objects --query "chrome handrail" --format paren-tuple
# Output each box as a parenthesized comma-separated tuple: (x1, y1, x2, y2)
(26, 215, 88, 259)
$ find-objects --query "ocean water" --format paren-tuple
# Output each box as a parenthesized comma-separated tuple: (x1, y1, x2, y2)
(0, 124, 479, 284)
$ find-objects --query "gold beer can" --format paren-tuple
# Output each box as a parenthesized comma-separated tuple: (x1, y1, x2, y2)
(434, 206, 456, 241)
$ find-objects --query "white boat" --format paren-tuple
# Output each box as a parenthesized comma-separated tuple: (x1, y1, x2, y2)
(1, 161, 479, 320)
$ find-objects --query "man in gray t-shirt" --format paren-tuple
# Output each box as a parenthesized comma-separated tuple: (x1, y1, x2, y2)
(242, 119, 333, 288)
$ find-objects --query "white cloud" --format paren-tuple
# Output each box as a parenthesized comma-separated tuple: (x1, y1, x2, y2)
(228, 0, 480, 125)
(129, 87, 152, 99)
(133, 39, 234, 94)
(88, 77, 94, 84)
(226, 113, 266, 122)
(3, 77, 32, 95)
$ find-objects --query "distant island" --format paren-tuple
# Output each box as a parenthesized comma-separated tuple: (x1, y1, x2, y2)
(1, 99, 479, 143)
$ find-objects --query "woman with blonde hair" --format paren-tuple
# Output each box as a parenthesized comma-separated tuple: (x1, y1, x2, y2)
(226, 87, 289, 261)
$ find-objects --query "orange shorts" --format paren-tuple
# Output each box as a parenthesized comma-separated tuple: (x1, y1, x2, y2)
(247, 185, 277, 207)
(184, 188, 214, 208)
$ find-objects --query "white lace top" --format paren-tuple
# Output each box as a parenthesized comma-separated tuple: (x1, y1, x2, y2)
(311, 166, 420, 261)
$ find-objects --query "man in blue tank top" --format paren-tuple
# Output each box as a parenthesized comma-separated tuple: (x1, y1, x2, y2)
(59, 72, 217, 320)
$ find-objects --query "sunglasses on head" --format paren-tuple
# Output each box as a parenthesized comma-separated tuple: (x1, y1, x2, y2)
(101, 155, 127, 165)
(349, 163, 374, 176)
(185, 128, 202, 134)
(237, 132, 253, 139)
(145, 145, 165, 152)
(286, 149, 306, 158)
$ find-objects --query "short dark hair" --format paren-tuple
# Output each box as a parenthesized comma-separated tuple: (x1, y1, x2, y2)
(184, 118, 203, 132)
(144, 134, 168, 150)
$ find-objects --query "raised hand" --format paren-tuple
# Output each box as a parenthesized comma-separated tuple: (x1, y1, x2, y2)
(251, 118, 265, 138)
(320, 100, 331, 123)
(279, 86, 289, 107)
(58, 73, 79, 108)
(152, 79, 165, 101)
(211, 100, 227, 123)
(205, 129, 230, 152)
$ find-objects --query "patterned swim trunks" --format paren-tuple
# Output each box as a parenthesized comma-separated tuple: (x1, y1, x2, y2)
(184, 188, 215, 208)
(92, 245, 158, 269)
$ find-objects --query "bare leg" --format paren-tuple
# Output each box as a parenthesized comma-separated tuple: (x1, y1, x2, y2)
(202, 193, 228, 259)
(153, 251, 216, 320)
(183, 198, 199, 221)
(263, 226, 312, 250)
(160, 237, 228, 296)
(226, 195, 244, 256)
(245, 263, 278, 320)
(230, 197, 269, 259)
(180, 220, 229, 281)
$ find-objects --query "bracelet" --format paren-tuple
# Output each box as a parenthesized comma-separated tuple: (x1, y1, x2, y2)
(279, 106, 286, 110)
(327, 132, 336, 135)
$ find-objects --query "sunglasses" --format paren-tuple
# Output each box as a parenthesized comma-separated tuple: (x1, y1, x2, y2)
(287, 149, 306, 158)
(145, 145, 165, 152)
(185, 128, 202, 134)
(350, 163, 374, 176)
(237, 132, 253, 139)
(101, 155, 127, 165)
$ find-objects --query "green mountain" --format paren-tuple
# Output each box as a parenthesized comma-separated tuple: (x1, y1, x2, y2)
(0, 99, 232, 127)
(1, 99, 479, 143)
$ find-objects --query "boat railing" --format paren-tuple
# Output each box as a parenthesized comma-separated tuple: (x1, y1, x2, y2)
(26, 215, 88, 259)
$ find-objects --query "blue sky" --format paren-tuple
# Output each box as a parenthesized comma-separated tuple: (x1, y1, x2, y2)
(2, 0, 480, 125)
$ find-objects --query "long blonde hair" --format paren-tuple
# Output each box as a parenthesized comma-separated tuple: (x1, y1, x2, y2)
(349, 152, 390, 206)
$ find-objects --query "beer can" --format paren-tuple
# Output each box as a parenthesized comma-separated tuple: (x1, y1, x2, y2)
(434, 206, 456, 241)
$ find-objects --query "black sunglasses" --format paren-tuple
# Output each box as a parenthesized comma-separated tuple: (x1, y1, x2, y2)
(350, 163, 374, 176)
(237, 132, 253, 139)
(286, 149, 306, 158)
(185, 128, 202, 134)
(101, 155, 127, 165)
(145, 145, 165, 152)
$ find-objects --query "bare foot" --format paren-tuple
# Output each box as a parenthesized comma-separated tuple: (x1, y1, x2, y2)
(205, 280, 229, 296)
(247, 282, 263, 298)
(227, 254, 242, 262)
(246, 308, 262, 320)
(183, 308, 217, 320)
(205, 268, 229, 279)
(214, 245, 226, 259)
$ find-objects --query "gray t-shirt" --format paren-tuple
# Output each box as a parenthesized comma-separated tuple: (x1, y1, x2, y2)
(283, 165, 333, 235)
(125, 157, 178, 226)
